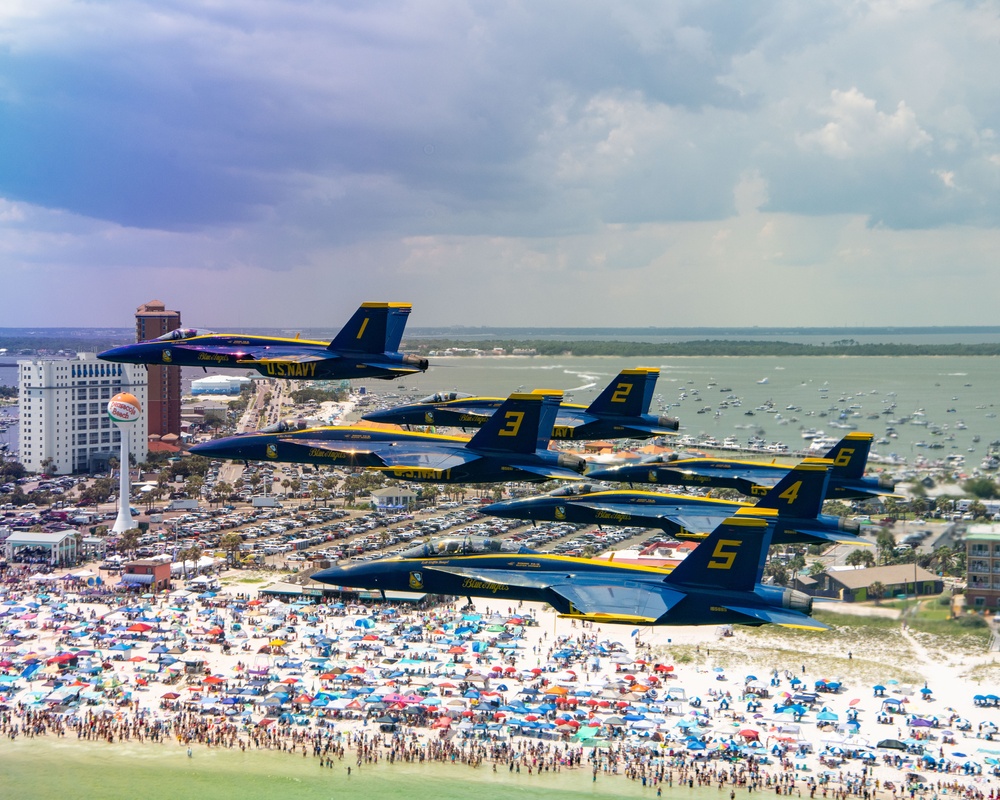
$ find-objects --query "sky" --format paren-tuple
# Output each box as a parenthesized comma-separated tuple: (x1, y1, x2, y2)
(2, 0, 999, 329)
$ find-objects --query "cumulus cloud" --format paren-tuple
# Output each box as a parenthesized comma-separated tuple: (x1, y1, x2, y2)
(1, 0, 1000, 325)
(798, 88, 932, 158)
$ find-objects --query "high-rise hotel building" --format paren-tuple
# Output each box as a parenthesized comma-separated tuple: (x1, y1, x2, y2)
(18, 354, 148, 474)
(135, 300, 181, 439)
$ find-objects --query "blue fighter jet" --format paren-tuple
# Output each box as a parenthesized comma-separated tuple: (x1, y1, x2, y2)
(362, 368, 679, 440)
(587, 432, 896, 500)
(98, 302, 428, 381)
(481, 461, 862, 546)
(311, 516, 826, 629)
(190, 390, 587, 483)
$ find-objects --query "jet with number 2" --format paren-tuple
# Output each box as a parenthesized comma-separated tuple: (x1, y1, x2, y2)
(98, 302, 428, 381)
(588, 432, 896, 501)
(363, 368, 679, 440)
(190, 390, 587, 484)
(482, 461, 862, 546)
(312, 515, 826, 630)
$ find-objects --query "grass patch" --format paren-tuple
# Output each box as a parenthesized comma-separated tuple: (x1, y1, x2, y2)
(236, 577, 265, 584)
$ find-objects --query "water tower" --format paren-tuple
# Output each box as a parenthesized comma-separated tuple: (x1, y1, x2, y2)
(108, 392, 142, 534)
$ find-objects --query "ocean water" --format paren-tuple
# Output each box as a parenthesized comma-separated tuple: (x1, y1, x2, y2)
(372, 355, 1000, 461)
(0, 737, 672, 800)
(3, 354, 1000, 464)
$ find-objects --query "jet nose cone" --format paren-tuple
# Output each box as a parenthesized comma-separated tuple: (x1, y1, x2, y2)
(98, 345, 138, 362)
(190, 437, 254, 460)
(360, 408, 397, 423)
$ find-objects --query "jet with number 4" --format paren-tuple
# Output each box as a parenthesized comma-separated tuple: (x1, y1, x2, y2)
(588, 432, 896, 501)
(190, 390, 587, 483)
(482, 461, 862, 546)
(312, 515, 827, 630)
(362, 368, 680, 440)
(98, 302, 428, 381)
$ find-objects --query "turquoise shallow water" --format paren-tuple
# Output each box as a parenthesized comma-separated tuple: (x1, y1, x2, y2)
(0, 737, 699, 800)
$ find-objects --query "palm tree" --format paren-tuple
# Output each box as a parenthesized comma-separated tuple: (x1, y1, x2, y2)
(868, 581, 886, 604)
(118, 528, 141, 561)
(846, 549, 876, 569)
(220, 533, 244, 566)
(875, 528, 896, 565)
(808, 560, 826, 578)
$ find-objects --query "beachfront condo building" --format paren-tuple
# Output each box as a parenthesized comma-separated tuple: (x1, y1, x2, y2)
(18, 353, 147, 475)
(136, 300, 182, 440)
(965, 524, 1000, 611)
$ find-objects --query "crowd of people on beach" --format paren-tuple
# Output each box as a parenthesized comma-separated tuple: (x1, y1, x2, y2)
(2, 557, 1000, 800)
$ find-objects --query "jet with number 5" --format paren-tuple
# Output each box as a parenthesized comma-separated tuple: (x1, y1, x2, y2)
(190, 390, 587, 483)
(98, 302, 429, 381)
(362, 368, 680, 440)
(312, 515, 827, 629)
(588, 432, 896, 501)
(482, 461, 862, 546)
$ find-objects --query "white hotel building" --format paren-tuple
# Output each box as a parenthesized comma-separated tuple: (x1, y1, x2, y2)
(18, 353, 148, 474)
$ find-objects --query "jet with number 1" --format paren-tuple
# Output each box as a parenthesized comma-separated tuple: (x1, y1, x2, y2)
(312, 515, 826, 630)
(190, 390, 587, 484)
(363, 368, 679, 440)
(98, 302, 428, 381)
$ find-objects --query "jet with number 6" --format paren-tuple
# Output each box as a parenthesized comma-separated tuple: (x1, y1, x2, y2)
(362, 368, 680, 440)
(588, 432, 896, 501)
(312, 515, 827, 629)
(190, 390, 587, 484)
(482, 461, 862, 546)
(98, 302, 429, 381)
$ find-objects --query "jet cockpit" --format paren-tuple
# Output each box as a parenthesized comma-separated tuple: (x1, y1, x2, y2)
(400, 536, 536, 559)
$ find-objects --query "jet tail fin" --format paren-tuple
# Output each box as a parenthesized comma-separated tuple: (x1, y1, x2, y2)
(753, 461, 831, 518)
(328, 302, 413, 354)
(467, 390, 562, 454)
(586, 368, 659, 418)
(666, 516, 770, 592)
(823, 432, 873, 481)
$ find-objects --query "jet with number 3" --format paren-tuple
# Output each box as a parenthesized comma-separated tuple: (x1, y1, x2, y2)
(190, 390, 587, 483)
(588, 432, 896, 500)
(362, 368, 680, 440)
(98, 302, 429, 381)
(482, 461, 862, 546)
(312, 515, 827, 629)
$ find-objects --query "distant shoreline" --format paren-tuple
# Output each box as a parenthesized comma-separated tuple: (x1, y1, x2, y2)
(412, 341, 1000, 357)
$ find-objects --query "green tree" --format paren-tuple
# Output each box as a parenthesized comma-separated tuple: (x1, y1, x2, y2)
(822, 500, 852, 517)
(875, 528, 896, 565)
(868, 581, 886, 603)
(963, 477, 1000, 499)
(220, 532, 243, 566)
(118, 528, 141, 560)
(764, 560, 790, 586)
(846, 549, 876, 569)
(808, 560, 826, 577)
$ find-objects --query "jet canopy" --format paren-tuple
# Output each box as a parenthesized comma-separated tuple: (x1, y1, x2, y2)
(547, 483, 602, 497)
(419, 391, 475, 404)
(259, 418, 309, 434)
(400, 536, 536, 559)
(152, 328, 214, 342)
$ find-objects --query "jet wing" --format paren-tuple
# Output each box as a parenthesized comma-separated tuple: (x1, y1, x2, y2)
(724, 604, 829, 631)
(290, 440, 478, 472)
(674, 465, 780, 486)
(243, 353, 328, 364)
(515, 463, 586, 481)
(570, 500, 723, 534)
(428, 565, 686, 623)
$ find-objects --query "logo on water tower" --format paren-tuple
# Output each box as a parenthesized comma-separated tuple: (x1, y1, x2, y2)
(107, 393, 142, 423)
